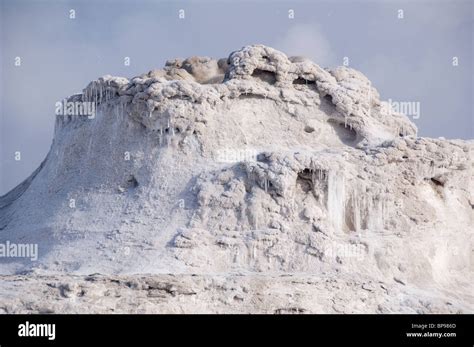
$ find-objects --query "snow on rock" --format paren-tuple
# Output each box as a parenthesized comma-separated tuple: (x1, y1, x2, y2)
(0, 45, 472, 313)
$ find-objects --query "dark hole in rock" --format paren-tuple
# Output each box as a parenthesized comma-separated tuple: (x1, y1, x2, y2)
(126, 175, 139, 189)
(297, 169, 314, 193)
(304, 125, 315, 133)
(324, 94, 333, 103)
(327, 119, 358, 145)
(256, 153, 269, 163)
(430, 177, 444, 187)
(251, 69, 277, 85)
(293, 77, 316, 85)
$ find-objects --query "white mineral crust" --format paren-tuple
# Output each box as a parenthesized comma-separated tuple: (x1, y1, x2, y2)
(0, 45, 472, 313)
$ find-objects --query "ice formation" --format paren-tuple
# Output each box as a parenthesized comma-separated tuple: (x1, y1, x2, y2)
(327, 170, 345, 233)
(0, 45, 472, 313)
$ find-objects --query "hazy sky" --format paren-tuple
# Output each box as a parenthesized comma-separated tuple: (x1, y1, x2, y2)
(1, 0, 473, 194)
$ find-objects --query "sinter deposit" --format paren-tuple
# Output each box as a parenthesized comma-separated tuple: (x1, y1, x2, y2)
(1, 45, 473, 313)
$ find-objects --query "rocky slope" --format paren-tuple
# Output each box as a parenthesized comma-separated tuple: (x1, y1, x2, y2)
(1, 273, 471, 314)
(0, 45, 472, 313)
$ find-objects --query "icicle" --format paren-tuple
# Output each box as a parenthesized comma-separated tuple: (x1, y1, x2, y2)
(352, 189, 360, 232)
(327, 170, 345, 233)
(359, 193, 365, 230)
(264, 178, 268, 193)
(117, 101, 122, 119)
(94, 83, 98, 115)
(366, 196, 373, 230)
(382, 196, 387, 229)
(379, 194, 385, 230)
(366, 191, 386, 231)
(344, 115, 347, 128)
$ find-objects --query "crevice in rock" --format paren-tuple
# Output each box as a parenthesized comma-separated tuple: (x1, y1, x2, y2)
(324, 94, 333, 103)
(293, 77, 316, 85)
(327, 119, 358, 145)
(125, 175, 139, 189)
(297, 169, 315, 194)
(430, 177, 444, 187)
(251, 69, 277, 85)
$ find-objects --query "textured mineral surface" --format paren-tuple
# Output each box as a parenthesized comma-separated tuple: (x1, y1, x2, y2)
(0, 45, 472, 313)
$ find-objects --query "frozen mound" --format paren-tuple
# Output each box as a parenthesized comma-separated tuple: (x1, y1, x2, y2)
(0, 45, 473, 312)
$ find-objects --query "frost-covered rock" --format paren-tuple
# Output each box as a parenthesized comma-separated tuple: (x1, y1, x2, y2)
(0, 45, 472, 313)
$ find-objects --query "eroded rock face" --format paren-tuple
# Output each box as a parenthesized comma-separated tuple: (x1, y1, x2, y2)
(0, 273, 470, 314)
(0, 45, 472, 313)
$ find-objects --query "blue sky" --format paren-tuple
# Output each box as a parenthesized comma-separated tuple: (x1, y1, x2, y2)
(1, 0, 473, 194)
